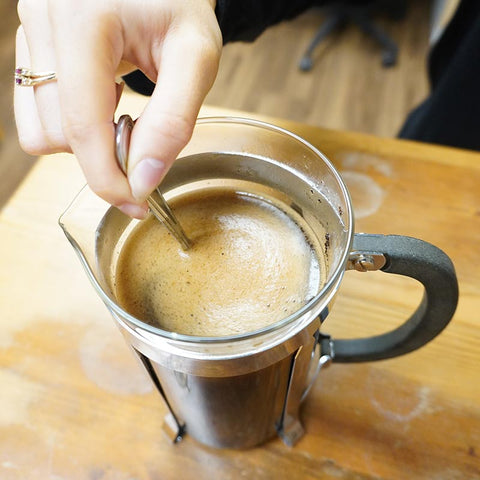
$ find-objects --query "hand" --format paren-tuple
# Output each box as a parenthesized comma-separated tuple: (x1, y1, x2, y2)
(15, 0, 222, 218)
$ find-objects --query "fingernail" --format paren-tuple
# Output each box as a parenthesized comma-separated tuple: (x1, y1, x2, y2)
(118, 203, 148, 219)
(129, 157, 166, 201)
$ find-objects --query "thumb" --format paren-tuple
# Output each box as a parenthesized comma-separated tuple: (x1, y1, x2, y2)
(127, 32, 220, 201)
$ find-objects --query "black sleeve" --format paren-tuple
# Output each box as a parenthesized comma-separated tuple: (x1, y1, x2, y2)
(399, 0, 480, 150)
(215, 0, 317, 44)
(124, 0, 317, 95)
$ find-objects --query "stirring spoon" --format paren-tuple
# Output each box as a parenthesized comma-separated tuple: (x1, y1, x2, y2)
(115, 114, 191, 250)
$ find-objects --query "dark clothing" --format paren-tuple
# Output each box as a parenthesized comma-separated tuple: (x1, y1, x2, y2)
(215, 0, 315, 43)
(123, 70, 155, 97)
(398, 0, 480, 150)
(124, 0, 480, 151)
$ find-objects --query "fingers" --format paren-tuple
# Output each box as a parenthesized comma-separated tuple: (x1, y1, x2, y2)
(14, 10, 124, 157)
(48, 5, 146, 216)
(14, 0, 221, 218)
(14, 12, 69, 155)
(14, 26, 45, 154)
(127, 26, 221, 201)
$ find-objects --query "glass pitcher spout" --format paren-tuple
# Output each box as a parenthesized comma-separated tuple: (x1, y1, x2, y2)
(59, 185, 122, 310)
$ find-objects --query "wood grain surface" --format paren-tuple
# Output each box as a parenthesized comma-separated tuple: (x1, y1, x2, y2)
(0, 93, 479, 479)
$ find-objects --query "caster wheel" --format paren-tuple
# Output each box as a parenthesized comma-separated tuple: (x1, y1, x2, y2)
(299, 57, 313, 72)
(382, 50, 397, 68)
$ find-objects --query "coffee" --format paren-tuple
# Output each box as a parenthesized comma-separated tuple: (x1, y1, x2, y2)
(114, 187, 323, 337)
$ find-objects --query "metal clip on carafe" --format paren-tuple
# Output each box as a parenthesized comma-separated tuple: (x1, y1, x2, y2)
(114, 114, 191, 250)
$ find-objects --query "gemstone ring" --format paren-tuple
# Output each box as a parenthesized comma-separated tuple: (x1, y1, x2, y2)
(15, 67, 57, 87)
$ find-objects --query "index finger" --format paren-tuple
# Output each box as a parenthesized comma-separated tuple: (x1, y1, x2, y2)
(127, 27, 221, 201)
(50, 8, 145, 216)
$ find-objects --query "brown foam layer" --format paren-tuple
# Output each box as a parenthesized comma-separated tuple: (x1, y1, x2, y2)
(115, 188, 322, 337)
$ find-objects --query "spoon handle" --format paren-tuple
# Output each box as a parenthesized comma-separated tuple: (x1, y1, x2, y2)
(147, 189, 191, 250)
(115, 114, 191, 250)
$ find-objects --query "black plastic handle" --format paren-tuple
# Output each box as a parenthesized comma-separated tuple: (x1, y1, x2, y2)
(324, 234, 458, 363)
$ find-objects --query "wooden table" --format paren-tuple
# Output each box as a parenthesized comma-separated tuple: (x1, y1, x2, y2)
(1, 92, 479, 479)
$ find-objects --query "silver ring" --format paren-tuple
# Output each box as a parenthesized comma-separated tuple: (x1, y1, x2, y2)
(14, 67, 57, 87)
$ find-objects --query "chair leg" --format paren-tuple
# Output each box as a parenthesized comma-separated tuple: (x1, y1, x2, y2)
(299, 13, 345, 72)
(351, 12, 398, 67)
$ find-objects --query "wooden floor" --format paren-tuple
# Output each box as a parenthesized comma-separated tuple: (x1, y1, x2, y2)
(0, 1, 432, 209)
(206, 1, 431, 136)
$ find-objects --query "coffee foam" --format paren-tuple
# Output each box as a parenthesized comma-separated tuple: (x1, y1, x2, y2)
(114, 188, 322, 337)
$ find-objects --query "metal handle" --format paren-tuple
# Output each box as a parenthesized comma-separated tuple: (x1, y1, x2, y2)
(325, 233, 458, 363)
